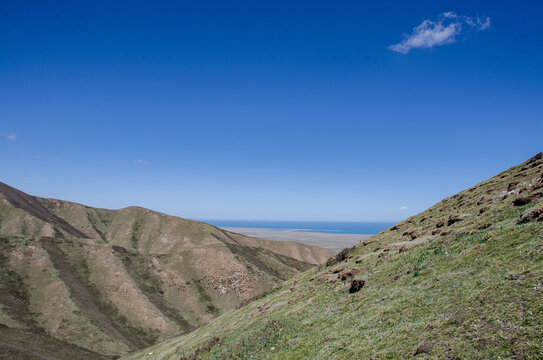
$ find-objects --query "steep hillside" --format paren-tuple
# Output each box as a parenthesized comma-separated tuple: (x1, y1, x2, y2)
(128, 153, 543, 360)
(0, 184, 333, 359)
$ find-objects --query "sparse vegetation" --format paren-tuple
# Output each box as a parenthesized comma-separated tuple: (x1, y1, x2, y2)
(177, 320, 284, 359)
(125, 153, 543, 360)
(0, 183, 330, 359)
(178, 336, 222, 360)
(325, 245, 355, 266)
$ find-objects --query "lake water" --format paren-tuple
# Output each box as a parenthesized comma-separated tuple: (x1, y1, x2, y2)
(202, 220, 395, 235)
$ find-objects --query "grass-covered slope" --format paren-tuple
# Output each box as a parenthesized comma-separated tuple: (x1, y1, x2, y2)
(128, 153, 543, 360)
(0, 184, 333, 359)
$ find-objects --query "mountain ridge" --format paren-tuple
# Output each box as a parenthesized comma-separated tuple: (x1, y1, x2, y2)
(0, 183, 333, 359)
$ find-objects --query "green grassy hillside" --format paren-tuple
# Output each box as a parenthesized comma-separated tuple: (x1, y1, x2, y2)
(0, 184, 333, 359)
(127, 153, 543, 360)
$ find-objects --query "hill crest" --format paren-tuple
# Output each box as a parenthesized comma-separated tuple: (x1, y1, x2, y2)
(0, 183, 333, 359)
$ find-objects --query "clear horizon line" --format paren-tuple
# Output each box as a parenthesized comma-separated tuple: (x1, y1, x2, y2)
(199, 218, 399, 223)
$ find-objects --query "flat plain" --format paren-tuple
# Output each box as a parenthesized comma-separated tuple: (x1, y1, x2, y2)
(220, 227, 373, 251)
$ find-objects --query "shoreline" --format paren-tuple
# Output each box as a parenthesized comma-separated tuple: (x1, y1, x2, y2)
(221, 226, 373, 251)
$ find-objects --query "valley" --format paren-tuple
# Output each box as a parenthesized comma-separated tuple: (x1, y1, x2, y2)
(127, 153, 543, 359)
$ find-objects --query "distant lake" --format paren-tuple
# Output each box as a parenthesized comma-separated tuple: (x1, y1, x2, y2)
(202, 220, 395, 235)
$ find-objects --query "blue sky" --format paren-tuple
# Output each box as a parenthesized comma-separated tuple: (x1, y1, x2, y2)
(1, 0, 542, 222)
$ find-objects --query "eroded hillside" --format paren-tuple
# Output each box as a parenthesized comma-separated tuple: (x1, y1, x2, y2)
(0, 184, 333, 359)
(128, 153, 543, 360)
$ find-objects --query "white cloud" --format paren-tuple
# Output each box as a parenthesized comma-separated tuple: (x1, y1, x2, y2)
(389, 12, 491, 54)
(5, 133, 16, 140)
(476, 17, 491, 30)
(134, 159, 149, 165)
(398, 206, 409, 211)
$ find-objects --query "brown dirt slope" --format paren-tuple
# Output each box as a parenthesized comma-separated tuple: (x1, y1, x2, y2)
(0, 183, 334, 359)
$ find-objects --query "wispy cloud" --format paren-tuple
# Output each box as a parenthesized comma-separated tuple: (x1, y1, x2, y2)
(398, 206, 409, 211)
(389, 12, 491, 54)
(5, 133, 16, 140)
(134, 159, 149, 165)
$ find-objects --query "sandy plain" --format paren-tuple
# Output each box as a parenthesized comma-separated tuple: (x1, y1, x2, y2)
(221, 227, 373, 251)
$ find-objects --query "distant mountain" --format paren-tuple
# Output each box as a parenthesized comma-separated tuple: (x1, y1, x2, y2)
(0, 183, 334, 359)
(127, 153, 543, 360)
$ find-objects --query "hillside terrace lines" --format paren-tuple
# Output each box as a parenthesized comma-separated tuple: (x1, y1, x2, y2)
(39, 238, 151, 351)
(111, 245, 195, 332)
(82, 243, 179, 337)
